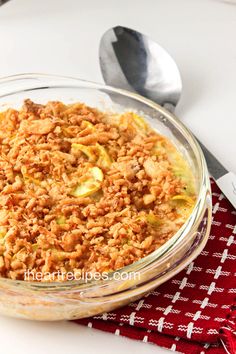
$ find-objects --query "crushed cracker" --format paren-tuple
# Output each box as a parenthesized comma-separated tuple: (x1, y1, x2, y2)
(0, 100, 196, 281)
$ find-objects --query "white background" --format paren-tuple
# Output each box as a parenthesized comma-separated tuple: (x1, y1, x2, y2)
(0, 0, 235, 353)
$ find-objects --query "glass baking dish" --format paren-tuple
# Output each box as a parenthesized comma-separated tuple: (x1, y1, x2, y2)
(0, 74, 212, 320)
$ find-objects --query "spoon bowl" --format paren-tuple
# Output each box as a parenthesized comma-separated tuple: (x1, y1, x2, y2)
(99, 25, 182, 108)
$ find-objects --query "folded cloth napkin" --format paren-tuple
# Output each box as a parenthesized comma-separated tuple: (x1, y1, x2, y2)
(75, 179, 236, 354)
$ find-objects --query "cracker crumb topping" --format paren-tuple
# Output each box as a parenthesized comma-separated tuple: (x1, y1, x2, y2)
(0, 100, 195, 281)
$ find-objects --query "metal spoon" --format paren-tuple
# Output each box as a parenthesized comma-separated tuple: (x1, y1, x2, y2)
(99, 25, 236, 209)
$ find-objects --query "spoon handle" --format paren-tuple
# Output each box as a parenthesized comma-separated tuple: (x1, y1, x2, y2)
(199, 141, 236, 209)
(164, 103, 236, 209)
(216, 172, 236, 209)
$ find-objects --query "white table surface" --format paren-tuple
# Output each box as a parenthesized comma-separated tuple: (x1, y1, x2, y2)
(0, 0, 235, 353)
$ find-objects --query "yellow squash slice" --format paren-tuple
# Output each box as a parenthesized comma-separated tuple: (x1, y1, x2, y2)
(56, 216, 66, 225)
(72, 143, 97, 162)
(71, 166, 104, 198)
(72, 142, 112, 169)
(0, 227, 6, 245)
(96, 143, 112, 169)
(131, 113, 149, 132)
(146, 213, 161, 227)
(172, 195, 194, 205)
(120, 112, 149, 133)
(81, 120, 95, 130)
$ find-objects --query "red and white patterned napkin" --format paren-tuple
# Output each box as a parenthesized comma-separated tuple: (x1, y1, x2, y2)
(75, 179, 236, 354)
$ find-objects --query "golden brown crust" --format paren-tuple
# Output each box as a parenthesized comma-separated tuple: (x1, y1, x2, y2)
(0, 100, 195, 281)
